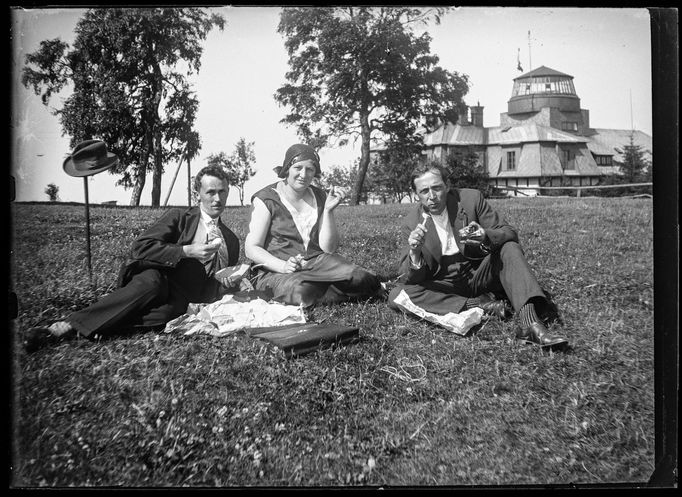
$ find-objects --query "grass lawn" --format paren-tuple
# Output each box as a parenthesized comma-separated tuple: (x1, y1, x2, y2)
(10, 197, 654, 486)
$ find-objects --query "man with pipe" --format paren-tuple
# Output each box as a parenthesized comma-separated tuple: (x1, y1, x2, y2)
(388, 163, 569, 349)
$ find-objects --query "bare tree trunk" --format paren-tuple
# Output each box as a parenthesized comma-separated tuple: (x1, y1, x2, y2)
(350, 111, 371, 206)
(151, 167, 162, 207)
(151, 128, 163, 207)
(150, 64, 164, 208)
(130, 163, 147, 206)
(130, 124, 154, 206)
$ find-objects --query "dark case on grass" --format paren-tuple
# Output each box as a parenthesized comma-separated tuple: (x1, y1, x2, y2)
(249, 323, 360, 358)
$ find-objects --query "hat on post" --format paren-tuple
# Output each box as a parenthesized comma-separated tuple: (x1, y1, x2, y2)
(63, 140, 119, 177)
(274, 143, 321, 178)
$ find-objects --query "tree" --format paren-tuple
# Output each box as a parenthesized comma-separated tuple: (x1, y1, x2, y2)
(594, 135, 653, 197)
(206, 138, 256, 206)
(44, 183, 59, 202)
(225, 138, 256, 206)
(614, 134, 652, 183)
(22, 8, 224, 207)
(275, 7, 469, 205)
(441, 147, 492, 197)
(367, 134, 422, 203)
(318, 161, 370, 201)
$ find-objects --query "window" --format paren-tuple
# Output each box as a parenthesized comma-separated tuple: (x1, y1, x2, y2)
(562, 149, 575, 170)
(594, 155, 613, 166)
(506, 151, 516, 171)
(562, 122, 578, 132)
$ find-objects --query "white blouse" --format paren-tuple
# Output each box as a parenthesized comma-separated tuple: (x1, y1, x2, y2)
(275, 182, 318, 250)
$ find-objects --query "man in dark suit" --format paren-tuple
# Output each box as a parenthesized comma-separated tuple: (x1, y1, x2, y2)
(24, 164, 241, 352)
(387, 163, 568, 349)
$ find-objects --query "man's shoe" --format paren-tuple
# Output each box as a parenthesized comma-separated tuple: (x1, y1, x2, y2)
(23, 326, 76, 353)
(23, 327, 58, 353)
(516, 322, 568, 349)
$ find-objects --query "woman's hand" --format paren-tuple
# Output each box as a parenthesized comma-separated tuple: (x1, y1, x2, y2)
(281, 254, 306, 273)
(323, 186, 344, 212)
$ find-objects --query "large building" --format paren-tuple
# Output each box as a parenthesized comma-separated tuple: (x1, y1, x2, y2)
(381, 66, 652, 196)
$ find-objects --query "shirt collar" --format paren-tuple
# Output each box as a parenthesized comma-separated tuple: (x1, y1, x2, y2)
(199, 206, 219, 225)
(431, 208, 449, 221)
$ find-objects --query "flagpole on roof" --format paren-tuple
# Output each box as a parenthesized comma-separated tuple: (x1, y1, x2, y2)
(528, 30, 532, 71)
(630, 89, 634, 135)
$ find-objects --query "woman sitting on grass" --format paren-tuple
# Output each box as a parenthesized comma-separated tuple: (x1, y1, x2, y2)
(245, 143, 380, 309)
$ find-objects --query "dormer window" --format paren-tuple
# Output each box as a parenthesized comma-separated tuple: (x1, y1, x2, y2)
(505, 151, 516, 170)
(562, 148, 575, 170)
(594, 155, 613, 166)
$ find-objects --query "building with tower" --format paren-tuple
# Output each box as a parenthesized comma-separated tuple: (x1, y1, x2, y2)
(375, 66, 652, 196)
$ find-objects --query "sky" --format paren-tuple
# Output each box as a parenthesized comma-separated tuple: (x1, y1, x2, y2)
(10, 6, 653, 206)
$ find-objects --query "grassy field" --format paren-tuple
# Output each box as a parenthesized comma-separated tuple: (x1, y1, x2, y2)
(10, 197, 654, 487)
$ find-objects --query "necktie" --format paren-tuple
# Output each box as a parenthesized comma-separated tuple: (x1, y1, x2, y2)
(206, 219, 230, 276)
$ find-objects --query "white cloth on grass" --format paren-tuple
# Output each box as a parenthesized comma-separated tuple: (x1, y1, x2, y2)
(392, 289, 483, 336)
(163, 294, 306, 337)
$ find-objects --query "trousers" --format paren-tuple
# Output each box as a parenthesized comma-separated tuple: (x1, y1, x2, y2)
(68, 267, 216, 338)
(388, 241, 546, 316)
(253, 252, 380, 307)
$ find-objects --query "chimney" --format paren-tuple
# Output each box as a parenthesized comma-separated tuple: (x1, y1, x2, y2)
(470, 102, 484, 127)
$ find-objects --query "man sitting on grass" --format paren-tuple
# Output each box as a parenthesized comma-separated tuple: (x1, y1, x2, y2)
(24, 164, 241, 352)
(387, 163, 568, 349)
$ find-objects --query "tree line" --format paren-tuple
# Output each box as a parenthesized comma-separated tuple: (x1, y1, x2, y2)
(23, 7, 467, 207)
(25, 7, 651, 207)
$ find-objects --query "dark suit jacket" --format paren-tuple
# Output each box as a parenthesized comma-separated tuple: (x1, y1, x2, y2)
(117, 206, 240, 301)
(399, 188, 518, 285)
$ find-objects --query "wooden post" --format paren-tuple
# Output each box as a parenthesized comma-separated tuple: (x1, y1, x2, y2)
(163, 156, 185, 207)
(163, 147, 187, 207)
(83, 177, 93, 284)
(187, 156, 192, 207)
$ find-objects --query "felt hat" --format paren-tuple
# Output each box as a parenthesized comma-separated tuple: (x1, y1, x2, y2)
(274, 143, 321, 178)
(63, 140, 119, 177)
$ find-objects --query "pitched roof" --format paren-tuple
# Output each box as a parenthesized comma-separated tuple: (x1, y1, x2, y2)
(422, 122, 588, 147)
(571, 147, 603, 176)
(487, 124, 587, 145)
(584, 129, 652, 159)
(514, 65, 573, 80)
